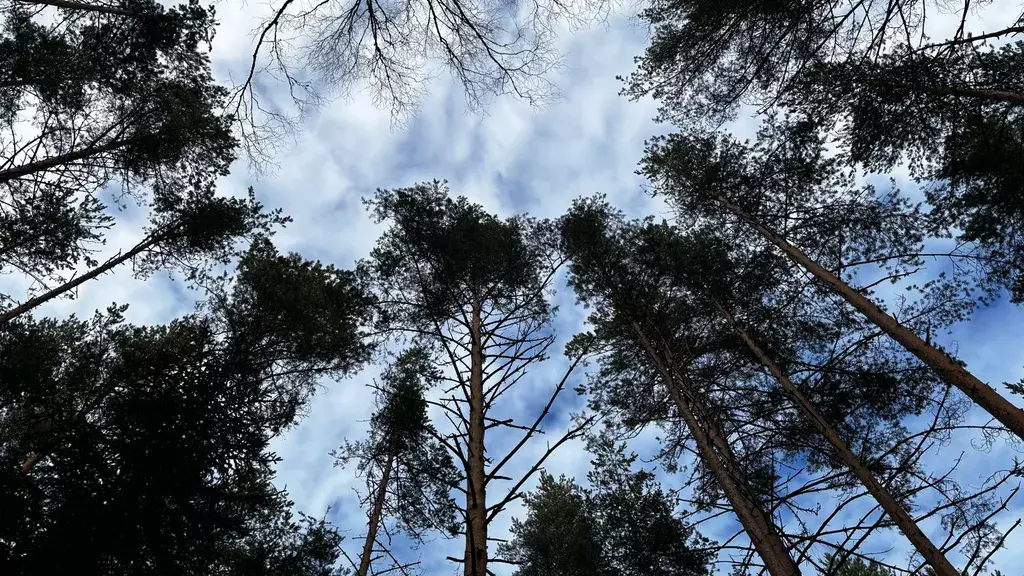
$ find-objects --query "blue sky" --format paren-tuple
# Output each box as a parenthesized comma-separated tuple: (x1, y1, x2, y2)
(8, 0, 1024, 573)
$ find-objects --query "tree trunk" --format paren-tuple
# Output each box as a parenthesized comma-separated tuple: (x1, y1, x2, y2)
(716, 195, 1024, 441)
(20, 452, 42, 474)
(716, 303, 960, 576)
(0, 137, 136, 184)
(631, 321, 801, 576)
(464, 299, 488, 576)
(357, 454, 394, 576)
(891, 82, 1024, 105)
(0, 233, 161, 326)
(15, 0, 136, 17)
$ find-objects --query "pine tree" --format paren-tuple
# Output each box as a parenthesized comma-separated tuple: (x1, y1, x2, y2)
(560, 198, 801, 576)
(561, 198, 1008, 575)
(0, 239, 374, 574)
(362, 181, 589, 576)
(0, 186, 288, 326)
(500, 441, 712, 576)
(640, 119, 1024, 440)
(333, 346, 460, 576)
(0, 0, 239, 310)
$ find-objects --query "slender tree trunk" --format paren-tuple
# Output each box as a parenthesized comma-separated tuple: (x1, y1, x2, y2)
(631, 321, 801, 576)
(464, 298, 488, 576)
(716, 195, 1024, 441)
(15, 0, 136, 17)
(357, 454, 394, 576)
(716, 304, 960, 576)
(0, 233, 161, 326)
(0, 137, 135, 184)
(891, 82, 1024, 105)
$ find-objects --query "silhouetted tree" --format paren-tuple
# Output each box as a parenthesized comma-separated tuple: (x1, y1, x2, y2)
(362, 181, 590, 576)
(0, 0, 238, 307)
(332, 346, 460, 576)
(640, 120, 1024, 441)
(500, 441, 712, 576)
(0, 239, 374, 574)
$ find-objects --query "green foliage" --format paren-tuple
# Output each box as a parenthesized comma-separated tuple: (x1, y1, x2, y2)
(560, 195, 945, 509)
(363, 180, 555, 331)
(820, 554, 896, 576)
(0, 0, 239, 309)
(500, 442, 712, 576)
(0, 244, 373, 574)
(333, 347, 461, 540)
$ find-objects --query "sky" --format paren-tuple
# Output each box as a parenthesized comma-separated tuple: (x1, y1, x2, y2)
(10, 0, 1024, 574)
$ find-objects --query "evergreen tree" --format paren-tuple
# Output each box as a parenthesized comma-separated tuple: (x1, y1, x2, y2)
(500, 442, 712, 576)
(0, 186, 287, 326)
(0, 239, 374, 574)
(560, 198, 801, 576)
(362, 181, 589, 576)
(640, 120, 1024, 440)
(561, 198, 1007, 575)
(0, 0, 239, 311)
(332, 346, 460, 576)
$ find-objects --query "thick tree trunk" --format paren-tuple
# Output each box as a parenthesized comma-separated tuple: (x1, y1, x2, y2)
(0, 137, 135, 184)
(0, 233, 161, 326)
(357, 455, 394, 576)
(631, 321, 801, 576)
(717, 196, 1024, 441)
(717, 304, 960, 576)
(464, 299, 488, 576)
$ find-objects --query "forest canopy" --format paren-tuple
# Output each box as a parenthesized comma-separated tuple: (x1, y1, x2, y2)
(1, 0, 1022, 575)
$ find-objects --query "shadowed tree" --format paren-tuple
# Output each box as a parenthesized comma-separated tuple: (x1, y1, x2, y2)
(0, 239, 374, 575)
(499, 440, 713, 576)
(560, 198, 801, 576)
(629, 218, 962, 576)
(622, 0, 1016, 125)
(640, 120, 1024, 441)
(332, 346, 460, 576)
(0, 0, 238, 305)
(561, 198, 1013, 575)
(782, 44, 1024, 302)
(361, 181, 590, 576)
(0, 186, 288, 326)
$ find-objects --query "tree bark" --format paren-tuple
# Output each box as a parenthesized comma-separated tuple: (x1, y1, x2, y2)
(0, 233, 161, 327)
(716, 303, 960, 576)
(357, 454, 394, 576)
(0, 137, 136, 184)
(464, 298, 488, 576)
(716, 195, 1024, 441)
(631, 321, 801, 576)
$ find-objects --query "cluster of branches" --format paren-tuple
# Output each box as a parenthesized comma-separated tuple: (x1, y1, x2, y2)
(228, 0, 613, 167)
(0, 0, 288, 327)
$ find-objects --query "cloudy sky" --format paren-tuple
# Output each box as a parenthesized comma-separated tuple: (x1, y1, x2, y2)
(16, 0, 1024, 573)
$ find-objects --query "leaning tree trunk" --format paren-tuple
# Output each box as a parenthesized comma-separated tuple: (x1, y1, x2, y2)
(716, 303, 960, 576)
(0, 233, 162, 327)
(0, 137, 137, 184)
(14, 0, 136, 17)
(716, 195, 1024, 441)
(631, 321, 801, 576)
(464, 298, 488, 576)
(357, 454, 394, 576)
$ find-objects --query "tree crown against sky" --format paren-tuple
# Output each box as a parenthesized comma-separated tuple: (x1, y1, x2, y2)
(2, 0, 1024, 574)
